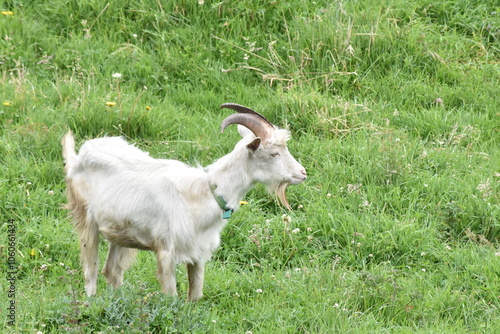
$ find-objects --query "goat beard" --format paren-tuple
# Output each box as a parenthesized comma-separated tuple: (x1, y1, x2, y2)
(271, 181, 292, 210)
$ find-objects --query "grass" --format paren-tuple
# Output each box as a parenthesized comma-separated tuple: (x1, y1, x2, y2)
(1, 0, 499, 332)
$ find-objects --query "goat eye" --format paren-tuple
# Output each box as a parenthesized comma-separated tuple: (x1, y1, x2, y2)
(271, 153, 280, 158)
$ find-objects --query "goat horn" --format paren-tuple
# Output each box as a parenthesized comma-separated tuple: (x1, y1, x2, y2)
(220, 103, 275, 140)
(220, 103, 274, 128)
(220, 113, 272, 141)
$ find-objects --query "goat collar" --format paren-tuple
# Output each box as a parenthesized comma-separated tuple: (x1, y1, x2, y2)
(209, 183, 234, 219)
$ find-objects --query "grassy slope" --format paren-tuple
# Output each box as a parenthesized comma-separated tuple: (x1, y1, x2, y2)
(1, 0, 499, 333)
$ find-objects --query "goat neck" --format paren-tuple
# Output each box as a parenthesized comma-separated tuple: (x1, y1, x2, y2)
(204, 141, 254, 211)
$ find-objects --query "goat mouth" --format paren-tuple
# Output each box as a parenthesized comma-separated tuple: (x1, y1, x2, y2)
(291, 175, 307, 184)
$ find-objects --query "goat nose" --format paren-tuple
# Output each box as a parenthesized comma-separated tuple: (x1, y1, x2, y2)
(301, 168, 307, 176)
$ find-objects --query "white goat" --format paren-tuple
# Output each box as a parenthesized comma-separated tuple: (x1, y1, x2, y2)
(62, 103, 307, 301)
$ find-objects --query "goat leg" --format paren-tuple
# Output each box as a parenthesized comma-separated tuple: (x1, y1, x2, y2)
(187, 262, 205, 301)
(79, 225, 100, 297)
(103, 243, 137, 288)
(156, 249, 178, 297)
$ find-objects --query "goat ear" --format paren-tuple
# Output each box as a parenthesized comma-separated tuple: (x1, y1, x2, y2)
(246, 137, 261, 152)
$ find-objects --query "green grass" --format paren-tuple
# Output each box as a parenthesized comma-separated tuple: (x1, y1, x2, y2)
(1, 0, 499, 332)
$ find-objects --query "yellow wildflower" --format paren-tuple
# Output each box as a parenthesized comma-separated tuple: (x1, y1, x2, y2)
(30, 249, 36, 256)
(3, 101, 12, 106)
(106, 101, 116, 106)
(239, 201, 248, 205)
(2, 11, 14, 16)
(145, 106, 151, 110)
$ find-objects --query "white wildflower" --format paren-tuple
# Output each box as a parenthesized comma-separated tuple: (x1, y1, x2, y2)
(346, 45, 354, 56)
(359, 200, 371, 209)
(477, 179, 492, 198)
(347, 183, 361, 193)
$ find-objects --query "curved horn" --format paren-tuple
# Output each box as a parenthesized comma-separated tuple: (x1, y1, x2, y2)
(220, 103, 274, 128)
(220, 113, 272, 140)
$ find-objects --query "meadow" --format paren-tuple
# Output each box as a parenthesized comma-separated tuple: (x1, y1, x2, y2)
(0, 0, 499, 332)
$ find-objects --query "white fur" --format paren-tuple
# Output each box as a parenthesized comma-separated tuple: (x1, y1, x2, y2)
(62, 124, 306, 301)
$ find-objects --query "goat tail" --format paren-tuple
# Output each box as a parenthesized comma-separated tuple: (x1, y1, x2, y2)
(62, 130, 77, 173)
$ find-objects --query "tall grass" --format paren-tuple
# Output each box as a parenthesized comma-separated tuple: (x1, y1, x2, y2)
(1, 0, 499, 333)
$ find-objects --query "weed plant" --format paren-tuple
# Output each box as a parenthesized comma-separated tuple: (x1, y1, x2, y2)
(1, 0, 499, 333)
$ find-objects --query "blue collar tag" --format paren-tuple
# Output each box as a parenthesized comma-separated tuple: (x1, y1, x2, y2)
(209, 182, 234, 219)
(222, 209, 234, 219)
